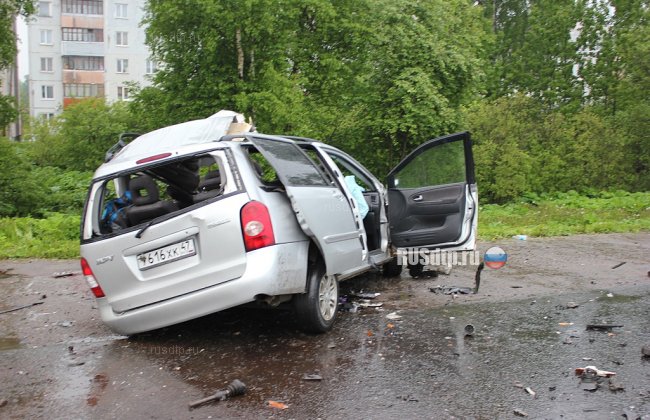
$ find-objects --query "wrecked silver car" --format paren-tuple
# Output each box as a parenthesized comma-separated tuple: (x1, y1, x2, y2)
(80, 110, 478, 334)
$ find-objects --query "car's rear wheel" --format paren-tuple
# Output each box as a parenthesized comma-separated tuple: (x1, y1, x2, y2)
(294, 261, 338, 333)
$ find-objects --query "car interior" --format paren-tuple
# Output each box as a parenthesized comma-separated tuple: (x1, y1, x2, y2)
(98, 154, 226, 234)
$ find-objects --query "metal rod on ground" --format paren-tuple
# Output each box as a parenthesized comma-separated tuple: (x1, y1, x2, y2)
(188, 379, 247, 409)
(0, 302, 44, 315)
(474, 262, 484, 293)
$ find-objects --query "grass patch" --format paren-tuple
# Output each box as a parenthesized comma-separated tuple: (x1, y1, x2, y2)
(0, 191, 648, 259)
(0, 213, 80, 259)
(479, 191, 650, 240)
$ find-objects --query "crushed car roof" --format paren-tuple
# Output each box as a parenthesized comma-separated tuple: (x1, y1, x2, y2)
(110, 110, 248, 164)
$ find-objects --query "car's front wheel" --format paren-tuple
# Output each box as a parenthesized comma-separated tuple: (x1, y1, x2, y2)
(294, 261, 338, 333)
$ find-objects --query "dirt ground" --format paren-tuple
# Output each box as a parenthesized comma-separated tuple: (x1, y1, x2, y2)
(1, 233, 649, 419)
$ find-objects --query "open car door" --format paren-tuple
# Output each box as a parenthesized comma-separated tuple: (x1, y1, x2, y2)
(249, 136, 365, 276)
(386, 132, 477, 251)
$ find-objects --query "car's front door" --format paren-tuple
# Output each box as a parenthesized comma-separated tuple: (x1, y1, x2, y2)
(249, 136, 365, 276)
(386, 132, 477, 251)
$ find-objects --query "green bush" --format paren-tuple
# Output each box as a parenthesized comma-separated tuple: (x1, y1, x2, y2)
(27, 98, 138, 172)
(0, 213, 80, 258)
(0, 138, 47, 217)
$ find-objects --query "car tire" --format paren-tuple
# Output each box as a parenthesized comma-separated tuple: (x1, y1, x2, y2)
(382, 257, 403, 277)
(294, 261, 338, 333)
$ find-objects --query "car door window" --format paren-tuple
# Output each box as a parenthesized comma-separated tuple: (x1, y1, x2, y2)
(327, 154, 375, 192)
(251, 138, 329, 187)
(391, 140, 466, 188)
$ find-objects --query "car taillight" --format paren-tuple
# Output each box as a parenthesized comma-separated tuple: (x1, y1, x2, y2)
(240, 201, 275, 252)
(80, 258, 105, 298)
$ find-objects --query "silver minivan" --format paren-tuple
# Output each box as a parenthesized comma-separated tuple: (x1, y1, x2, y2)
(80, 110, 478, 335)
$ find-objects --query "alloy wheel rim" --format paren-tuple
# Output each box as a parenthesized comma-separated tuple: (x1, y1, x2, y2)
(318, 275, 337, 321)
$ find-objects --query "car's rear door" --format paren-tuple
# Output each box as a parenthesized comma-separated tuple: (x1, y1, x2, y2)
(249, 136, 365, 276)
(386, 132, 477, 250)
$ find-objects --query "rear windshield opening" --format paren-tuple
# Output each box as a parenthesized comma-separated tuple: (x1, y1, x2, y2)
(84, 153, 231, 239)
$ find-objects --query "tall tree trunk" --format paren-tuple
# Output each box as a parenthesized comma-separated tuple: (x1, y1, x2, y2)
(236, 28, 244, 79)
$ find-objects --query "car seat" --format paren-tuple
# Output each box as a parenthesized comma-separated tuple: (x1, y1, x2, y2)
(126, 175, 179, 226)
(192, 170, 223, 203)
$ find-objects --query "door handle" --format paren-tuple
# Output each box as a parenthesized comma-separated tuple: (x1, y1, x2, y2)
(412, 195, 423, 202)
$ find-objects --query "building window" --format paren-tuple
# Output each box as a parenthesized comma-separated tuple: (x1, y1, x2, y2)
(115, 3, 127, 18)
(116, 59, 128, 73)
(40, 57, 53, 72)
(62, 0, 103, 15)
(41, 85, 54, 99)
(115, 31, 128, 46)
(62, 27, 103, 42)
(40, 29, 53, 45)
(63, 55, 104, 71)
(63, 83, 104, 98)
(117, 86, 129, 100)
(39, 113, 55, 120)
(38, 1, 52, 17)
(145, 59, 158, 74)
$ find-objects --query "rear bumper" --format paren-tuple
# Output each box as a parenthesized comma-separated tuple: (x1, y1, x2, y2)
(97, 241, 309, 335)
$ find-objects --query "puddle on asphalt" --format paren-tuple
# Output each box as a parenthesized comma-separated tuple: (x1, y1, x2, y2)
(0, 336, 21, 350)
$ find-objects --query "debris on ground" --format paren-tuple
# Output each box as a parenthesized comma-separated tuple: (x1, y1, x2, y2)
(566, 301, 580, 309)
(512, 235, 528, 240)
(59, 321, 73, 327)
(0, 301, 44, 315)
(558, 322, 574, 326)
(52, 271, 78, 278)
(429, 286, 474, 295)
(188, 379, 247, 409)
(386, 312, 402, 320)
(0, 399, 7, 408)
(575, 366, 616, 378)
(586, 324, 623, 331)
(302, 374, 322, 381)
(267, 400, 289, 410)
(350, 291, 380, 299)
(339, 301, 359, 313)
(357, 301, 383, 308)
(513, 408, 528, 417)
(339, 294, 383, 312)
(513, 381, 524, 389)
(608, 377, 625, 392)
(474, 262, 484, 293)
(524, 387, 537, 398)
(464, 324, 475, 337)
(642, 344, 650, 357)
(611, 262, 626, 269)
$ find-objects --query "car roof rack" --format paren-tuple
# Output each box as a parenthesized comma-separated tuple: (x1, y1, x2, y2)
(105, 132, 141, 162)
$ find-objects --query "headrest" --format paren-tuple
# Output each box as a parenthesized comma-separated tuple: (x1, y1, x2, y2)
(129, 175, 159, 205)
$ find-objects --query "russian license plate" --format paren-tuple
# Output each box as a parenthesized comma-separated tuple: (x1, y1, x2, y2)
(137, 239, 196, 270)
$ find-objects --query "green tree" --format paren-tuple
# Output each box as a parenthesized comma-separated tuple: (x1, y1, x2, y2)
(29, 98, 137, 171)
(481, 0, 583, 109)
(136, 0, 491, 176)
(0, 0, 34, 128)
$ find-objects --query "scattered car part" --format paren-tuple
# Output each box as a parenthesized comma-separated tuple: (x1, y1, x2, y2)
(464, 324, 475, 337)
(188, 379, 247, 409)
(586, 324, 623, 331)
(0, 301, 43, 315)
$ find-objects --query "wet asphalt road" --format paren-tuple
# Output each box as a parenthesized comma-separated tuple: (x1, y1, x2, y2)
(0, 233, 649, 419)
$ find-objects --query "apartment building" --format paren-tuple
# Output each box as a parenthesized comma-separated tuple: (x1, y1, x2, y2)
(28, 0, 156, 118)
